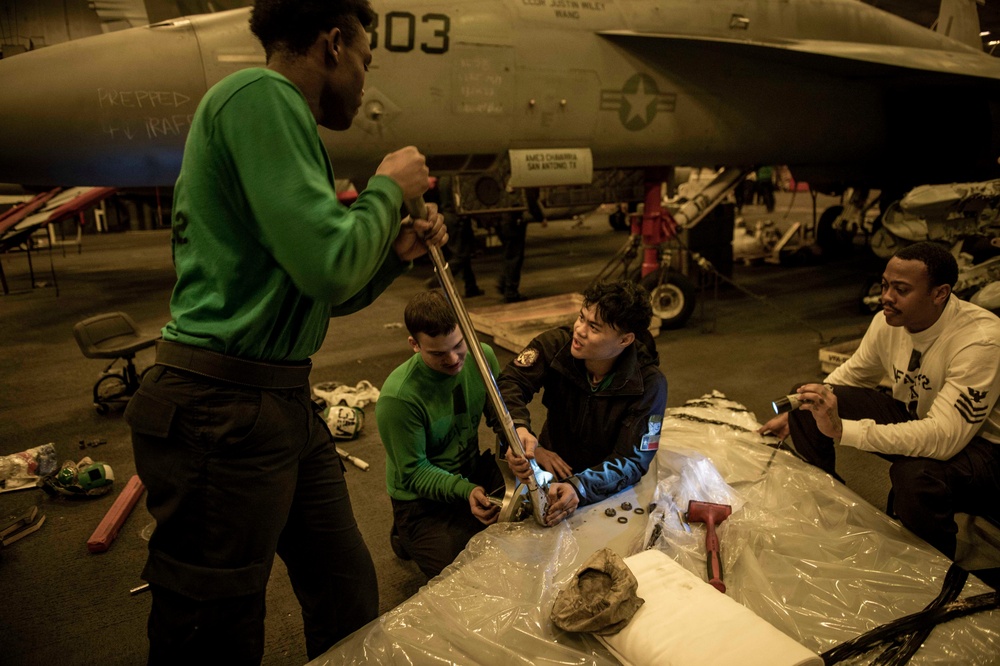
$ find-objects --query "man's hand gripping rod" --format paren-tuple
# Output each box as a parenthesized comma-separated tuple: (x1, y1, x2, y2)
(406, 198, 549, 526)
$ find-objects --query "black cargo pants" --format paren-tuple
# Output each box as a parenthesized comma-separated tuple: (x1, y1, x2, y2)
(125, 345, 377, 664)
(391, 450, 504, 579)
(789, 384, 1000, 559)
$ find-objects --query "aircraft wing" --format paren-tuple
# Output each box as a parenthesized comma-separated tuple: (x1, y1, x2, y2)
(31, 187, 117, 228)
(598, 30, 1000, 82)
(784, 39, 1000, 80)
(0, 190, 60, 236)
(3, 187, 115, 236)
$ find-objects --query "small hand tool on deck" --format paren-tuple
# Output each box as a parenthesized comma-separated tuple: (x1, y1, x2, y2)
(336, 446, 369, 471)
(686, 500, 732, 593)
(87, 474, 145, 553)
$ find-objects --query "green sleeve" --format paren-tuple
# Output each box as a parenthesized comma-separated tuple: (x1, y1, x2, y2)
(329, 240, 409, 317)
(218, 83, 404, 304)
(376, 395, 478, 502)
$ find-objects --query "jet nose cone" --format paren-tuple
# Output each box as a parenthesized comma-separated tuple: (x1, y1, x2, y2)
(0, 19, 207, 186)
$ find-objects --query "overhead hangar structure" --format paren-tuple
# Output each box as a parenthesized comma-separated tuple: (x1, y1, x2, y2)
(0, 0, 998, 194)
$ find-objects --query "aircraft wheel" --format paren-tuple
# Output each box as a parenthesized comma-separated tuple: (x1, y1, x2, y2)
(816, 205, 851, 258)
(608, 210, 629, 231)
(639, 270, 696, 329)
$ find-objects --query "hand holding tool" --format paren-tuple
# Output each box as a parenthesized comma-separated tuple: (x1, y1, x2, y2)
(405, 197, 549, 526)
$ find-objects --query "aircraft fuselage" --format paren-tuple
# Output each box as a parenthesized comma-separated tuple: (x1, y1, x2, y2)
(1, 0, 998, 188)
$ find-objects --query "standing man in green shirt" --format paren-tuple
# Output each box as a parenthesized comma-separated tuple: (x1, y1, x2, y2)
(123, 1, 446, 663)
(376, 290, 503, 578)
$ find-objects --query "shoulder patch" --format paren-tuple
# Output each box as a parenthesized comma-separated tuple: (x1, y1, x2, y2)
(514, 348, 539, 367)
(639, 414, 662, 452)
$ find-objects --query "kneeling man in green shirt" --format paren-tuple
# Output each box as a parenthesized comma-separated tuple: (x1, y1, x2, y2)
(376, 289, 503, 577)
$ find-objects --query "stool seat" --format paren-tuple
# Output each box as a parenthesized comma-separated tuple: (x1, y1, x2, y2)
(74, 312, 157, 359)
(72, 312, 159, 414)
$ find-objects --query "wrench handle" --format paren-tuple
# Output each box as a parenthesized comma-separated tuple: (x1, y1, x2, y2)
(405, 198, 548, 526)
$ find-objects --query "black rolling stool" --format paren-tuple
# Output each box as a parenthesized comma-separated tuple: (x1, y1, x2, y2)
(73, 312, 159, 414)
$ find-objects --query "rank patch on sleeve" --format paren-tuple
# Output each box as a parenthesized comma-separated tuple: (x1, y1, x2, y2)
(639, 414, 662, 451)
(514, 348, 539, 367)
(956, 386, 990, 425)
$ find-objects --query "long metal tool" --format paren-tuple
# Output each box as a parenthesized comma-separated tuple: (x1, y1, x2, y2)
(406, 198, 548, 526)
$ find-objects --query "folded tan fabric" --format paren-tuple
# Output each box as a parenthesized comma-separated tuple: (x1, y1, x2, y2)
(551, 547, 645, 635)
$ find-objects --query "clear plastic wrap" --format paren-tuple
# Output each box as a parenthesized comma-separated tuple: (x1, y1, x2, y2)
(316, 521, 620, 665)
(656, 393, 999, 664)
(0, 442, 57, 492)
(314, 393, 1000, 665)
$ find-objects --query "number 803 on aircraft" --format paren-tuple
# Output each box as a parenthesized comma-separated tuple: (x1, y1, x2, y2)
(367, 12, 451, 54)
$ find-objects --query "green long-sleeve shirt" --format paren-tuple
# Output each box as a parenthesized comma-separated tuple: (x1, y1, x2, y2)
(377, 344, 500, 502)
(164, 68, 406, 361)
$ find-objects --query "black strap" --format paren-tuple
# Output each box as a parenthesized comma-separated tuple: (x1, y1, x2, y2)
(155, 340, 311, 389)
(870, 563, 968, 666)
(822, 564, 998, 665)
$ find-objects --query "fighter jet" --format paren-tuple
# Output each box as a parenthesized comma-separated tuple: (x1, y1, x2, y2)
(0, 0, 998, 198)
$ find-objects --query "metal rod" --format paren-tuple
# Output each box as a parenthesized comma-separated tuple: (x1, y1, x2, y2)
(406, 198, 548, 525)
(336, 446, 369, 471)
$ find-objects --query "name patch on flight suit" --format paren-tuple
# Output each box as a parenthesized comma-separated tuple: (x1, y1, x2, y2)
(514, 348, 539, 367)
(640, 414, 662, 451)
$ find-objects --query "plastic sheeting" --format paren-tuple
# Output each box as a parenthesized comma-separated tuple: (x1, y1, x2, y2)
(317, 520, 619, 665)
(0, 442, 57, 493)
(313, 392, 1000, 665)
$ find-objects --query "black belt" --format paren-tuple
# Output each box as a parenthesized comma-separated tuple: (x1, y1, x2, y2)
(155, 340, 311, 389)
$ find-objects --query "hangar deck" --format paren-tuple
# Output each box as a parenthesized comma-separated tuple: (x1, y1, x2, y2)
(0, 191, 993, 663)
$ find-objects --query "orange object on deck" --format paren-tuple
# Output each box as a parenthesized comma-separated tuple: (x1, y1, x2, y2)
(87, 475, 145, 554)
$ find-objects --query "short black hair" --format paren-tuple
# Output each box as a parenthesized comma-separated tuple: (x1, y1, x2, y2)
(582, 280, 652, 335)
(249, 0, 375, 59)
(404, 290, 458, 339)
(893, 242, 958, 288)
